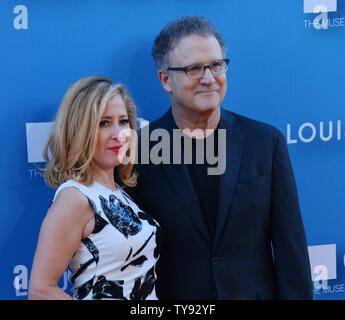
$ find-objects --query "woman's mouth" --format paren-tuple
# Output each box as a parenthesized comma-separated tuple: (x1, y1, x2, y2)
(109, 146, 122, 153)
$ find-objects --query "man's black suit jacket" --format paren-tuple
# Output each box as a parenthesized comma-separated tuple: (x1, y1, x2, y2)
(126, 107, 313, 300)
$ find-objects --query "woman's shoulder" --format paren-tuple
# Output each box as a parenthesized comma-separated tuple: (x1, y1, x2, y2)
(52, 180, 93, 213)
(44, 184, 94, 246)
(54, 179, 86, 197)
(48, 183, 94, 230)
(53, 184, 90, 211)
(54, 179, 102, 204)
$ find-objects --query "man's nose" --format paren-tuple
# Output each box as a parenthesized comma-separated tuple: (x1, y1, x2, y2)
(200, 67, 216, 84)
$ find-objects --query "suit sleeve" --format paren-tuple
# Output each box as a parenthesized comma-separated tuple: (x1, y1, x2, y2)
(270, 129, 313, 299)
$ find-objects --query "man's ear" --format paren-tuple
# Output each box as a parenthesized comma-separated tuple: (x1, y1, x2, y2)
(158, 69, 172, 93)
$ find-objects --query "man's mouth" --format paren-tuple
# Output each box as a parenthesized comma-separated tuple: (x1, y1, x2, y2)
(196, 90, 218, 94)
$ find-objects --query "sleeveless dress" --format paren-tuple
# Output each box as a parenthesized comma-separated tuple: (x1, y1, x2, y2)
(53, 179, 161, 300)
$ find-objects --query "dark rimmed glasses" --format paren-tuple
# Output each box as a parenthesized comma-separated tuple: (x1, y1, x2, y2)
(167, 58, 230, 79)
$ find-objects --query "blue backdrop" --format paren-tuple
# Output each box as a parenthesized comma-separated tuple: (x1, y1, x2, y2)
(1, 0, 344, 299)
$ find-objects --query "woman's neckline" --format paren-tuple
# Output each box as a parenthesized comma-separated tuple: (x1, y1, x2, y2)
(93, 180, 120, 193)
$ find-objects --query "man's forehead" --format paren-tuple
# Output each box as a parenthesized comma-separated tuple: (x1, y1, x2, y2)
(168, 34, 223, 65)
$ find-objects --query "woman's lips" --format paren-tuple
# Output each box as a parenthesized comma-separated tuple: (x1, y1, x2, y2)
(109, 146, 122, 153)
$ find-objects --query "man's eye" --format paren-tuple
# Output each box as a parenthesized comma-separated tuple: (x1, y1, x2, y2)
(186, 65, 202, 74)
(212, 61, 224, 70)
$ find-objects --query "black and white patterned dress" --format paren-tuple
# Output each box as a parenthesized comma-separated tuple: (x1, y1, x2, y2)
(53, 180, 161, 300)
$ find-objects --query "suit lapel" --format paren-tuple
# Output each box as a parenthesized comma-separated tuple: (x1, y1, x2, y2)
(161, 163, 211, 245)
(155, 109, 212, 245)
(214, 110, 245, 247)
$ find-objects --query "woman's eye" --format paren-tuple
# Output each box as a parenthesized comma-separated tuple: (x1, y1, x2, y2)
(120, 119, 130, 125)
(99, 120, 109, 127)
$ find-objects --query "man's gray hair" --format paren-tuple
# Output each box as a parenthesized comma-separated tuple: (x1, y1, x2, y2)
(151, 16, 226, 70)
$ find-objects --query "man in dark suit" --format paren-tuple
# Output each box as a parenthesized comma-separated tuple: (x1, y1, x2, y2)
(127, 16, 313, 299)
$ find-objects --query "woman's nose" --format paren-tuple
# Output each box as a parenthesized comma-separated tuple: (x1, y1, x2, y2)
(111, 125, 120, 140)
(112, 126, 130, 142)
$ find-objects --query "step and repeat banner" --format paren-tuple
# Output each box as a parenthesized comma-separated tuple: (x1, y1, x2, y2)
(1, 1, 344, 300)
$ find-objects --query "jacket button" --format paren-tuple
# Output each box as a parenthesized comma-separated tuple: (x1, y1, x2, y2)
(213, 256, 220, 265)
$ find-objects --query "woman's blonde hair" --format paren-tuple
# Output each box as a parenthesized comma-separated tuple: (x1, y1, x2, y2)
(43, 76, 138, 189)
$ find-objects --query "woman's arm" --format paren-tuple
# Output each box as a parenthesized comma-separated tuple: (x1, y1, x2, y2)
(28, 187, 94, 300)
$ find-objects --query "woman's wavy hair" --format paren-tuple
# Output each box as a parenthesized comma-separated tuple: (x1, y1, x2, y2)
(43, 76, 138, 189)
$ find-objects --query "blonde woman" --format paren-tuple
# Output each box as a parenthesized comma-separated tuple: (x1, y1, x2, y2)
(28, 76, 161, 300)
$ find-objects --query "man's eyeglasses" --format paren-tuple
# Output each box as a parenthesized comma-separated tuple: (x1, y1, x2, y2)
(167, 58, 230, 80)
